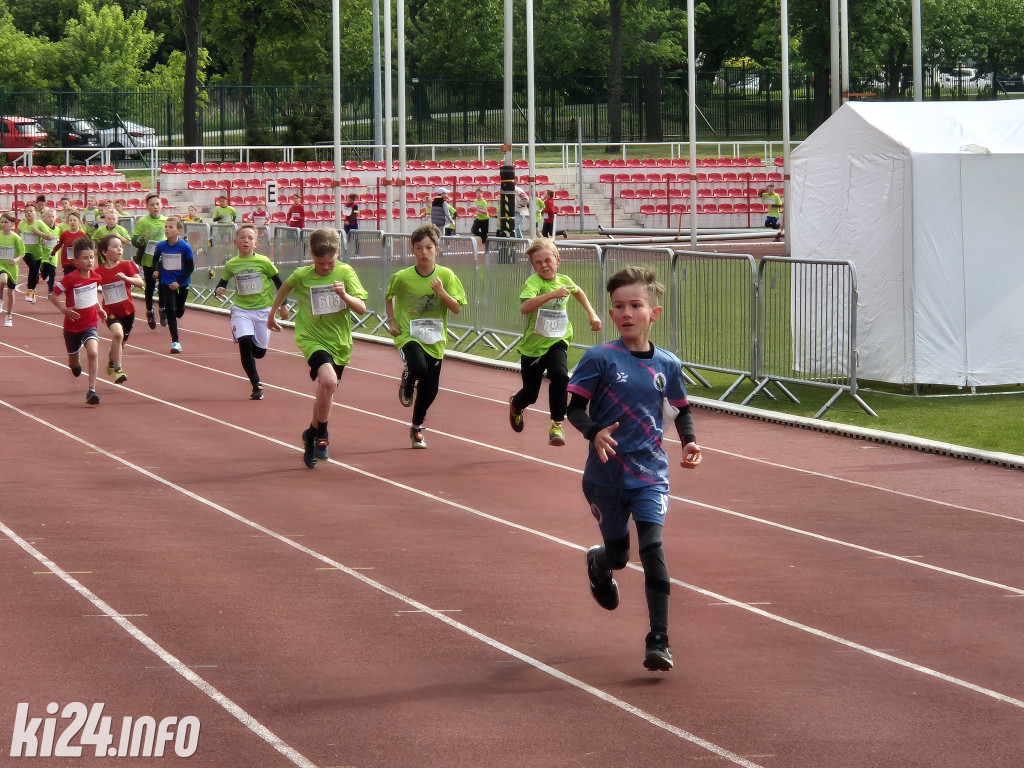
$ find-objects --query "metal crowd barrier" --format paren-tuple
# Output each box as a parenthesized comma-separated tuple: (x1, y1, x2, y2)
(601, 245, 678, 358)
(345, 231, 387, 333)
(183, 221, 214, 302)
(748, 256, 875, 417)
(462, 237, 531, 359)
(673, 250, 758, 398)
(438, 234, 479, 348)
(552, 242, 607, 348)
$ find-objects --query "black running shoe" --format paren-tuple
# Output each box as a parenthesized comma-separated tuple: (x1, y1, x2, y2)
(146, 309, 156, 329)
(313, 436, 329, 461)
(301, 428, 317, 468)
(159, 308, 167, 326)
(250, 386, 263, 400)
(643, 632, 673, 672)
(398, 367, 413, 407)
(85, 389, 100, 405)
(586, 546, 619, 610)
(509, 397, 524, 433)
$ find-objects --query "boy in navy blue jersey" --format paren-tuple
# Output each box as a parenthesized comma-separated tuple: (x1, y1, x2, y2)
(567, 265, 702, 672)
(152, 217, 195, 354)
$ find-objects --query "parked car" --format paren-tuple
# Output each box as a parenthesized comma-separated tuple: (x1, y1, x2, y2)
(33, 116, 100, 158)
(92, 115, 157, 158)
(937, 68, 989, 90)
(0, 116, 48, 157)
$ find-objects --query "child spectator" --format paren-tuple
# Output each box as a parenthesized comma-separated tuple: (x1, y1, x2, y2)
(267, 228, 368, 468)
(247, 200, 269, 241)
(385, 223, 467, 449)
(213, 195, 237, 223)
(214, 223, 287, 400)
(566, 265, 702, 672)
(182, 205, 203, 223)
(286, 193, 305, 229)
(130, 193, 168, 329)
(49, 237, 103, 404)
(470, 188, 490, 245)
(0, 213, 26, 326)
(541, 190, 557, 238)
(509, 238, 601, 446)
(342, 193, 359, 237)
(95, 234, 143, 384)
(430, 188, 454, 236)
(152, 217, 195, 354)
(52, 212, 89, 275)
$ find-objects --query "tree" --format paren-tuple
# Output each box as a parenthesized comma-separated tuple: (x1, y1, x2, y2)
(60, 2, 161, 91)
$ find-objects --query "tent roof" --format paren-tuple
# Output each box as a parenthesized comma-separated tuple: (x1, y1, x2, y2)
(794, 101, 1024, 156)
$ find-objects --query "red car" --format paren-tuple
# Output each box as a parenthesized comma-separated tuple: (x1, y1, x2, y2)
(1, 116, 48, 158)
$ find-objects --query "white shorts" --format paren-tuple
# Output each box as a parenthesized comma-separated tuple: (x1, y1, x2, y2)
(230, 306, 271, 349)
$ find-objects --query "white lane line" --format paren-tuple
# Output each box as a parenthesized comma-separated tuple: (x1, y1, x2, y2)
(0, 522, 318, 768)
(0, 401, 765, 768)
(5, 386, 1024, 717)
(8, 332, 1021, 602)
(22, 312, 1020, 524)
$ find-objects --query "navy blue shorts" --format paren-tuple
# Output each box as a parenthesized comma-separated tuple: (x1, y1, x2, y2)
(583, 481, 668, 541)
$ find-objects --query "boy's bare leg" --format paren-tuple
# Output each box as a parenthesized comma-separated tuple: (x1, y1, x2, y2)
(84, 338, 100, 390)
(311, 363, 339, 427)
(109, 325, 125, 370)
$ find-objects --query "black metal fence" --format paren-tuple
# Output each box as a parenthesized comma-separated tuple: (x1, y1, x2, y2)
(0, 66, 1016, 159)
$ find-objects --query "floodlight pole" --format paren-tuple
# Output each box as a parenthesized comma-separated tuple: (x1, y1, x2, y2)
(686, 0, 697, 249)
(383, 0, 393, 232)
(498, 0, 515, 239)
(781, 0, 792, 256)
(830, 0, 840, 113)
(840, 0, 850, 103)
(332, 0, 342, 226)
(397, 0, 408, 233)
(372, 0, 383, 162)
(912, 0, 922, 101)
(526, 0, 537, 238)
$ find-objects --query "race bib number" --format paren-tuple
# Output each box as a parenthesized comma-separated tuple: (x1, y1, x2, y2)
(44, 237, 57, 249)
(409, 318, 444, 344)
(309, 284, 343, 316)
(65, 246, 75, 262)
(145, 240, 158, 255)
(21, 233, 38, 246)
(161, 252, 182, 271)
(84, 213, 96, 224)
(73, 283, 98, 309)
(0, 246, 13, 261)
(101, 280, 129, 305)
(235, 272, 262, 296)
(534, 308, 569, 338)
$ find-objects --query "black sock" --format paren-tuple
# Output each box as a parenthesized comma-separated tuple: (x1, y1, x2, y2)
(316, 421, 328, 438)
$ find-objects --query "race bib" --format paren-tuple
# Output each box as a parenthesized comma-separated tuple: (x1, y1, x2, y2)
(0, 246, 13, 261)
(84, 213, 96, 224)
(309, 284, 343, 316)
(409, 318, 444, 344)
(145, 240, 158, 255)
(161, 252, 182, 271)
(73, 283, 98, 309)
(534, 308, 569, 339)
(65, 246, 75, 262)
(21, 233, 38, 246)
(43, 237, 58, 249)
(101, 280, 129, 305)
(235, 272, 262, 296)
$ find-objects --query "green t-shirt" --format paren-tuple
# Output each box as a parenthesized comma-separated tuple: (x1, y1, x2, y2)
(213, 206, 237, 223)
(285, 263, 368, 366)
(30, 221, 61, 266)
(473, 198, 489, 221)
(515, 272, 578, 358)
(386, 264, 467, 360)
(0, 232, 26, 281)
(761, 192, 782, 217)
(17, 219, 48, 259)
(92, 224, 132, 244)
(131, 215, 168, 267)
(219, 253, 278, 310)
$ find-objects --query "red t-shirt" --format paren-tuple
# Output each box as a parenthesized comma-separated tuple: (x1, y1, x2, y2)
(54, 229, 89, 270)
(54, 270, 101, 332)
(286, 204, 305, 229)
(95, 260, 139, 318)
(543, 198, 557, 224)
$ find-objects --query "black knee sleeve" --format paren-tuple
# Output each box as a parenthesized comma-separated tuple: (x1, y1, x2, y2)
(637, 521, 670, 595)
(604, 533, 631, 570)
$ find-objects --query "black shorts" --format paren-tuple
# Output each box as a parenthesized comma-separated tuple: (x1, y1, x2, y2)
(3, 275, 14, 289)
(63, 326, 100, 354)
(307, 349, 345, 382)
(105, 313, 135, 340)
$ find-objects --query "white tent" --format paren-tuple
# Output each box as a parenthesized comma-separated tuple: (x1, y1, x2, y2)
(790, 101, 1024, 387)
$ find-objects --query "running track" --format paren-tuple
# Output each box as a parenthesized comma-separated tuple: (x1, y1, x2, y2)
(2, 296, 1023, 768)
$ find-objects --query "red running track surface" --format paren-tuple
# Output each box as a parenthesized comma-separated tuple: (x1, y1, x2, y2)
(1, 296, 1023, 768)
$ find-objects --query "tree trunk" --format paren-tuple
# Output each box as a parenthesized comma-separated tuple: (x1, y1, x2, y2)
(810, 66, 830, 132)
(182, 0, 203, 160)
(606, 0, 622, 148)
(641, 26, 662, 141)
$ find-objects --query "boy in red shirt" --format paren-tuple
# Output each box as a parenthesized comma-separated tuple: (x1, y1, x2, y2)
(51, 212, 90, 275)
(49, 237, 103, 405)
(95, 233, 144, 384)
(285, 193, 305, 229)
